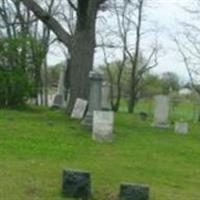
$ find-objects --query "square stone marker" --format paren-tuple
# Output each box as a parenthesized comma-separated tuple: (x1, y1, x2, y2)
(62, 169, 91, 199)
(175, 121, 188, 135)
(119, 183, 149, 200)
(71, 98, 88, 119)
(93, 111, 114, 142)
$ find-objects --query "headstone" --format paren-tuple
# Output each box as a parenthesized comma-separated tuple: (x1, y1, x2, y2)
(93, 111, 114, 142)
(62, 169, 91, 199)
(82, 71, 103, 129)
(52, 94, 64, 108)
(119, 183, 149, 200)
(71, 98, 88, 119)
(175, 121, 188, 135)
(52, 64, 66, 108)
(139, 111, 148, 121)
(152, 95, 170, 128)
(101, 82, 112, 111)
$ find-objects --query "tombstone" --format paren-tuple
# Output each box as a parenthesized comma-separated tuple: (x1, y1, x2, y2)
(152, 95, 170, 128)
(139, 111, 148, 121)
(175, 121, 188, 135)
(52, 94, 64, 108)
(119, 183, 149, 200)
(82, 71, 103, 129)
(71, 98, 88, 119)
(101, 82, 112, 111)
(62, 169, 91, 199)
(52, 64, 66, 108)
(92, 111, 114, 142)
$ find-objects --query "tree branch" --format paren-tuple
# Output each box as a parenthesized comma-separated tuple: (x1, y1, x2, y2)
(67, 0, 77, 11)
(16, 0, 72, 47)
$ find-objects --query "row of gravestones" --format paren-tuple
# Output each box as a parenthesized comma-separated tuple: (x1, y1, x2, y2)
(62, 168, 149, 200)
(53, 69, 188, 136)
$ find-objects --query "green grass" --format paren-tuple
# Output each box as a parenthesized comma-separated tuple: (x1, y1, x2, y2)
(0, 107, 200, 199)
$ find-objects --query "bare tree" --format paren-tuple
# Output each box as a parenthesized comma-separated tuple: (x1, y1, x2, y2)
(173, 1, 200, 121)
(104, 0, 158, 113)
(174, 1, 200, 96)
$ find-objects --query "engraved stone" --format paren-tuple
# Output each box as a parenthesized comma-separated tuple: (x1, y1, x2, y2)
(93, 111, 114, 142)
(71, 98, 88, 119)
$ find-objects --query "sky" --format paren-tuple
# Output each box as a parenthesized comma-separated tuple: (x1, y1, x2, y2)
(47, 0, 194, 81)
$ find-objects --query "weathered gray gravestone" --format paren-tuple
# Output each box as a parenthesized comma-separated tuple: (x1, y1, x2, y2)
(82, 71, 103, 129)
(52, 94, 64, 108)
(71, 98, 88, 119)
(152, 95, 170, 128)
(175, 121, 188, 135)
(62, 169, 91, 200)
(101, 82, 112, 111)
(52, 65, 66, 108)
(119, 183, 149, 200)
(93, 111, 114, 142)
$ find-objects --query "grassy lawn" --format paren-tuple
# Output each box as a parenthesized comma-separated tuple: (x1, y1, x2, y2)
(0, 107, 200, 199)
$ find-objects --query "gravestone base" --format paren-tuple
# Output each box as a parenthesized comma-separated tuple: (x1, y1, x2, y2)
(92, 128, 113, 142)
(151, 123, 171, 129)
(62, 169, 91, 199)
(82, 113, 93, 130)
(119, 183, 149, 200)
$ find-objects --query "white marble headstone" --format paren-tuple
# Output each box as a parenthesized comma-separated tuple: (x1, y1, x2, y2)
(175, 121, 188, 135)
(71, 98, 88, 119)
(153, 95, 170, 128)
(93, 111, 114, 142)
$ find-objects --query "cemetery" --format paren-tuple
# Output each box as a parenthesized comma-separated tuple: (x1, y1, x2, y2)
(0, 97, 200, 199)
(1, 0, 200, 200)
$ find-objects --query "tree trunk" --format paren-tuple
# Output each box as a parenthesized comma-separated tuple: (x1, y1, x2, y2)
(67, 33, 95, 113)
(128, 89, 137, 113)
(66, 1, 98, 113)
(17, 0, 103, 113)
(43, 58, 48, 106)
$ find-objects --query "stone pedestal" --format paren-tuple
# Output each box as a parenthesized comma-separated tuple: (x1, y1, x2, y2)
(92, 111, 114, 142)
(152, 95, 170, 128)
(101, 82, 112, 111)
(175, 121, 188, 135)
(62, 169, 91, 199)
(119, 183, 149, 200)
(82, 71, 103, 129)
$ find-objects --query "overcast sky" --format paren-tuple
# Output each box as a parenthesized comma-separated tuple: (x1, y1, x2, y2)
(47, 0, 194, 81)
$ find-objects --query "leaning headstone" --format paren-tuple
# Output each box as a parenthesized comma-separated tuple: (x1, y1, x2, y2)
(62, 169, 91, 199)
(82, 71, 103, 129)
(175, 121, 188, 135)
(93, 111, 114, 142)
(71, 98, 88, 119)
(101, 82, 112, 111)
(119, 183, 149, 200)
(152, 95, 170, 128)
